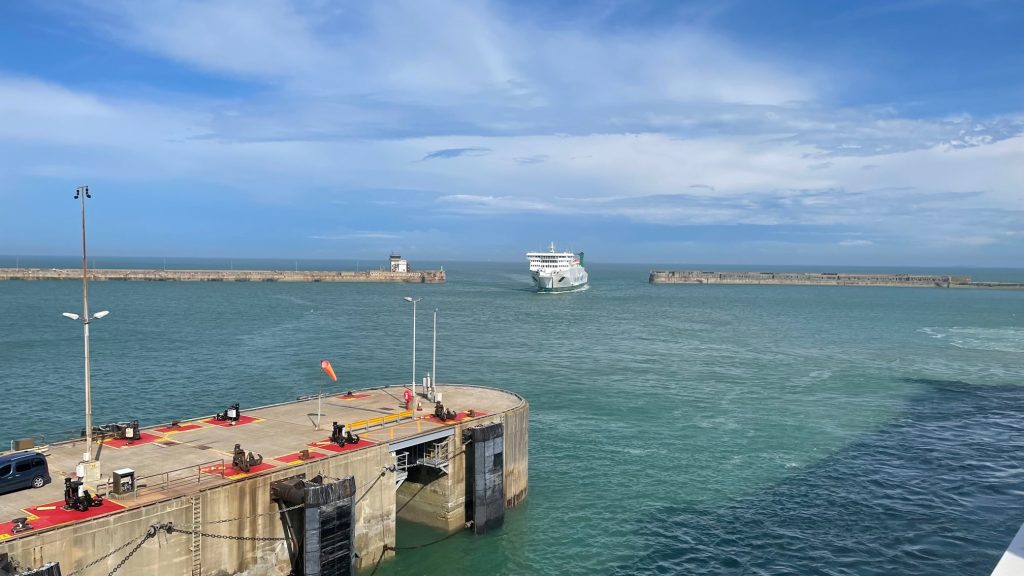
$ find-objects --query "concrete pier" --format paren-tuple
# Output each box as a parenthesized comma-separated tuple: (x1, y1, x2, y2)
(0, 384, 526, 575)
(0, 268, 445, 283)
(649, 270, 1024, 290)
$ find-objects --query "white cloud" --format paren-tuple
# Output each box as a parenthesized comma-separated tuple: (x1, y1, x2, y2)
(85, 0, 331, 81)
(952, 236, 998, 247)
(2, 1, 1021, 264)
(0, 75, 201, 147)
(310, 232, 401, 240)
(437, 194, 556, 213)
(80, 0, 815, 112)
(3, 72, 1020, 248)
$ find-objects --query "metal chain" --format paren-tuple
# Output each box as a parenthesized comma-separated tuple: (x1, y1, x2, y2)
(169, 526, 288, 542)
(322, 467, 388, 505)
(355, 468, 386, 504)
(368, 544, 389, 576)
(205, 502, 304, 525)
(64, 511, 296, 576)
(387, 527, 464, 551)
(73, 450, 469, 575)
(107, 524, 170, 576)
(65, 534, 142, 576)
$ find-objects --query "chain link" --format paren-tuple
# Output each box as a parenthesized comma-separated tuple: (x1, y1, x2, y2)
(66, 472, 386, 574)
(169, 526, 288, 542)
(204, 502, 304, 525)
(65, 534, 141, 576)
(107, 535, 150, 576)
(107, 523, 171, 576)
(65, 507, 297, 576)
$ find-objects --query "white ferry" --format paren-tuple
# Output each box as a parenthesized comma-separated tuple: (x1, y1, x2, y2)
(526, 243, 588, 293)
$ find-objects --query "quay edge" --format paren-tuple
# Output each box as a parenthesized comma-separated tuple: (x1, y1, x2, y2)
(0, 384, 526, 575)
(0, 268, 446, 283)
(649, 270, 1024, 290)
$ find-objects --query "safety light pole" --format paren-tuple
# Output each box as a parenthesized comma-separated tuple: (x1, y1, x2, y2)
(431, 308, 437, 399)
(62, 185, 110, 479)
(403, 297, 422, 400)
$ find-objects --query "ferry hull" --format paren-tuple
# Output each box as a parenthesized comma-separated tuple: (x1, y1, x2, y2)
(532, 266, 588, 293)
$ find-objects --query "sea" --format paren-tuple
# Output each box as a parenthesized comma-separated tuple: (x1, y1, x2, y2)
(1, 257, 1023, 576)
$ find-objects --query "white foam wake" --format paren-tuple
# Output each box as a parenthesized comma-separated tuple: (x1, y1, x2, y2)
(919, 327, 1024, 353)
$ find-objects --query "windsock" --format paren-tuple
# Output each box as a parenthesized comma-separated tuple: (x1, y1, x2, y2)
(321, 359, 338, 382)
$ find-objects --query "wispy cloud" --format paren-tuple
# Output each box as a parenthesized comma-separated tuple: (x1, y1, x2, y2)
(66, 0, 819, 143)
(437, 194, 555, 213)
(2, 1, 1022, 264)
(310, 232, 402, 241)
(421, 147, 492, 161)
(514, 154, 548, 164)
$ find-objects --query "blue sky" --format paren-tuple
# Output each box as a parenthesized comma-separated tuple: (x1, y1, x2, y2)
(0, 0, 1022, 266)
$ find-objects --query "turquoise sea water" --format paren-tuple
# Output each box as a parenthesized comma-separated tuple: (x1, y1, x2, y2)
(1, 260, 1023, 575)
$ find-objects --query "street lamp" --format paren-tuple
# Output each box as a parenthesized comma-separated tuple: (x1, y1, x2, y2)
(64, 185, 108, 487)
(403, 296, 422, 402)
(431, 308, 437, 401)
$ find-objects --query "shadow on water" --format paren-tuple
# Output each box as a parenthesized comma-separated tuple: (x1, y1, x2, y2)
(611, 379, 1024, 576)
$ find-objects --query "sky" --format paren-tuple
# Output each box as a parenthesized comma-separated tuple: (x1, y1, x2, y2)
(0, 0, 1022, 266)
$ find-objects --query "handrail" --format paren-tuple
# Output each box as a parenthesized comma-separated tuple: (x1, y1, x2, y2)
(346, 410, 414, 433)
(132, 458, 226, 497)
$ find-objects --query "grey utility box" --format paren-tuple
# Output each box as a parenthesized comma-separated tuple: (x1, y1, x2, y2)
(113, 468, 135, 495)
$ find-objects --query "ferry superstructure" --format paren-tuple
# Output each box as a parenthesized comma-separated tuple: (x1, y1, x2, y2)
(526, 243, 588, 293)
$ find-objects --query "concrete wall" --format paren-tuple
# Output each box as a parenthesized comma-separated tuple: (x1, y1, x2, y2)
(0, 268, 445, 284)
(0, 499, 195, 575)
(0, 400, 529, 575)
(650, 270, 971, 287)
(0, 444, 396, 575)
(503, 404, 529, 508)
(395, 467, 461, 531)
(395, 403, 529, 532)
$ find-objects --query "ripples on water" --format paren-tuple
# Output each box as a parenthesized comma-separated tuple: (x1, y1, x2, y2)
(612, 380, 1024, 576)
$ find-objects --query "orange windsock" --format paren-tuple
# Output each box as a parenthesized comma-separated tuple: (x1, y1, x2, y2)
(321, 359, 338, 382)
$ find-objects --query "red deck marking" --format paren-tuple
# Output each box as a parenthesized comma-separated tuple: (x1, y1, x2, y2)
(154, 423, 203, 433)
(423, 410, 486, 425)
(99, 432, 162, 449)
(274, 451, 327, 464)
(202, 415, 262, 427)
(308, 438, 376, 453)
(0, 498, 126, 537)
(200, 461, 277, 479)
(337, 393, 371, 400)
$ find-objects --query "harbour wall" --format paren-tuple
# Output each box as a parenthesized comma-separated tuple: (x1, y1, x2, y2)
(395, 403, 529, 532)
(0, 398, 528, 575)
(0, 268, 445, 283)
(0, 442, 395, 575)
(649, 270, 1024, 289)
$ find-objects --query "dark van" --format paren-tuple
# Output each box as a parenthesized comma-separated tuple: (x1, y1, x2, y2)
(0, 451, 51, 495)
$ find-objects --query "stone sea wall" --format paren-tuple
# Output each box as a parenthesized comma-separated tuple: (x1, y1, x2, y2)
(0, 268, 445, 283)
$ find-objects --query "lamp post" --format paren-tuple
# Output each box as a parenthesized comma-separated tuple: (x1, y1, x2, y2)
(63, 185, 109, 485)
(403, 297, 422, 401)
(431, 308, 437, 400)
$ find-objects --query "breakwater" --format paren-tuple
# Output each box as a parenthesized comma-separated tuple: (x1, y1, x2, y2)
(0, 385, 527, 575)
(0, 267, 445, 283)
(649, 270, 1024, 289)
